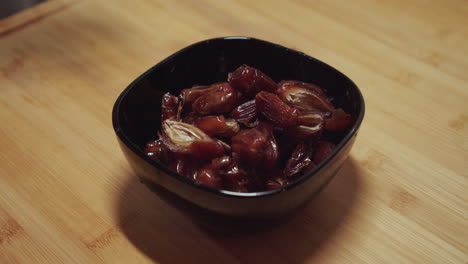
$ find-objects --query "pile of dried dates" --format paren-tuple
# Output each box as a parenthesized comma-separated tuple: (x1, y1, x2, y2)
(145, 65, 351, 192)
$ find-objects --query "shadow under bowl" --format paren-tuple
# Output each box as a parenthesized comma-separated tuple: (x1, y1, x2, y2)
(112, 36, 365, 218)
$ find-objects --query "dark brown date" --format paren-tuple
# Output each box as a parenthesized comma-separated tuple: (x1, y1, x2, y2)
(144, 139, 169, 163)
(277, 80, 335, 112)
(230, 99, 257, 125)
(228, 65, 277, 95)
(231, 127, 268, 167)
(265, 175, 288, 190)
(180, 85, 211, 105)
(297, 113, 325, 126)
(161, 120, 224, 160)
(325, 108, 352, 131)
(284, 142, 314, 178)
(211, 156, 249, 192)
(257, 122, 279, 169)
(189, 140, 225, 160)
(168, 154, 198, 179)
(192, 82, 238, 115)
(255, 91, 300, 128)
(285, 123, 323, 140)
(231, 122, 278, 169)
(277, 80, 327, 97)
(181, 111, 201, 124)
(161, 93, 180, 121)
(161, 119, 211, 153)
(194, 164, 222, 188)
(194, 115, 239, 137)
(313, 141, 336, 164)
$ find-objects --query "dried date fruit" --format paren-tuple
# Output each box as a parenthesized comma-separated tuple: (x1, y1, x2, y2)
(168, 154, 198, 179)
(216, 139, 232, 153)
(180, 85, 211, 105)
(189, 140, 224, 160)
(211, 155, 233, 170)
(284, 143, 314, 178)
(230, 99, 257, 125)
(277, 80, 327, 97)
(255, 91, 300, 128)
(192, 82, 238, 115)
(277, 81, 335, 112)
(161, 119, 211, 153)
(231, 122, 278, 169)
(325, 108, 352, 131)
(285, 113, 325, 139)
(265, 175, 288, 190)
(160, 119, 222, 158)
(313, 141, 336, 164)
(276, 133, 299, 166)
(297, 113, 324, 126)
(145, 139, 169, 163)
(257, 122, 279, 169)
(194, 164, 222, 188)
(181, 111, 201, 124)
(228, 65, 277, 95)
(161, 93, 180, 121)
(194, 115, 239, 137)
(231, 127, 268, 167)
(211, 156, 249, 192)
(285, 123, 323, 139)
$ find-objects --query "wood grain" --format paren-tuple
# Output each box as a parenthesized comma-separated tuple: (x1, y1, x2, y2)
(0, 0, 466, 263)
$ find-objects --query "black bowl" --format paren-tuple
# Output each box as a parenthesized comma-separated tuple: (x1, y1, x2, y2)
(112, 37, 365, 218)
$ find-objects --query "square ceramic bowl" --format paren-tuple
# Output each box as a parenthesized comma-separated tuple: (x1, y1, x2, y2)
(112, 37, 365, 218)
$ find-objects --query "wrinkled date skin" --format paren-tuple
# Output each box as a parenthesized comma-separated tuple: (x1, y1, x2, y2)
(212, 156, 250, 192)
(194, 115, 239, 137)
(228, 65, 277, 95)
(256, 91, 300, 128)
(230, 99, 257, 125)
(231, 122, 278, 170)
(194, 164, 222, 188)
(277, 80, 335, 112)
(284, 143, 315, 178)
(179, 85, 210, 106)
(145, 65, 352, 192)
(192, 82, 238, 115)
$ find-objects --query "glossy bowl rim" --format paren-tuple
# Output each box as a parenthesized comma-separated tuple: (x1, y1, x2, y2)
(112, 36, 365, 199)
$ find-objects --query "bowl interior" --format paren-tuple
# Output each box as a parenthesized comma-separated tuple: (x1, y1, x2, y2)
(113, 36, 364, 195)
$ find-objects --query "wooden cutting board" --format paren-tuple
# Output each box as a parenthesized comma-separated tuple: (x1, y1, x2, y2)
(0, 0, 466, 263)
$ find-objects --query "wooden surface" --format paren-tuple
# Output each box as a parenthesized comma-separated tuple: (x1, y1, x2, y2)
(0, 0, 466, 263)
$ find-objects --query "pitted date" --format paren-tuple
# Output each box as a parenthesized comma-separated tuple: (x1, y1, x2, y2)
(284, 142, 315, 178)
(145, 65, 352, 192)
(277, 80, 335, 112)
